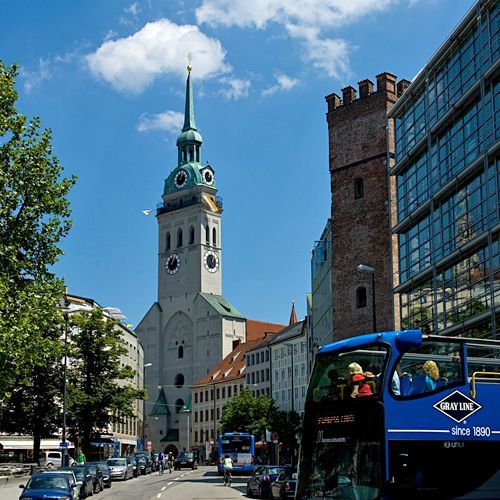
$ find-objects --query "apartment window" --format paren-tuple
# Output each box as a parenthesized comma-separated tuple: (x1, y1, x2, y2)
(246, 373, 250, 384)
(210, 389, 214, 400)
(222, 387, 226, 398)
(194, 411, 198, 423)
(200, 392, 203, 403)
(217, 388, 220, 399)
(205, 409, 209, 421)
(200, 412, 204, 422)
(260, 352, 264, 363)
(356, 287, 367, 308)
(234, 384, 238, 395)
(228, 386, 232, 397)
(217, 407, 220, 419)
(211, 409, 214, 420)
(266, 368, 270, 381)
(256, 372, 260, 383)
(205, 390, 208, 401)
(265, 350, 269, 361)
(195, 393, 198, 404)
(195, 431, 198, 443)
(354, 178, 364, 199)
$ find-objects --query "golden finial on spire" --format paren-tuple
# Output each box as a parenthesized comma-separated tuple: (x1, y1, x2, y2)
(187, 52, 192, 73)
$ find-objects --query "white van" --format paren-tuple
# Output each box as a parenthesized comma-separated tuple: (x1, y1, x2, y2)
(41, 451, 75, 468)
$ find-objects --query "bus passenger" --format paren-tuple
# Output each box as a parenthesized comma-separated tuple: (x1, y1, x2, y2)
(348, 362, 373, 398)
(422, 360, 439, 391)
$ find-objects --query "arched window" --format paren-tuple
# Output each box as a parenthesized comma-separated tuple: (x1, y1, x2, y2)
(212, 227, 217, 246)
(166, 232, 171, 251)
(177, 228, 183, 247)
(175, 398, 184, 413)
(189, 226, 195, 245)
(178, 345, 184, 359)
(354, 178, 364, 199)
(205, 225, 210, 244)
(356, 287, 367, 308)
(174, 373, 184, 388)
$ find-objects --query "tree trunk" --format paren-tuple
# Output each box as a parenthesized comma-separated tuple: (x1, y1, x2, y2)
(33, 426, 41, 466)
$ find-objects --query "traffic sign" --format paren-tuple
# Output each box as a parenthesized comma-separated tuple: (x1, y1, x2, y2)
(59, 442, 68, 449)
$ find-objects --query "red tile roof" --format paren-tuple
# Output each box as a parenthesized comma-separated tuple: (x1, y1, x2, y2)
(246, 319, 285, 341)
(194, 336, 273, 387)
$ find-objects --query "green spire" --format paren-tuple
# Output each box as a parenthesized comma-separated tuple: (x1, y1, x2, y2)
(182, 67, 196, 132)
(176, 63, 203, 166)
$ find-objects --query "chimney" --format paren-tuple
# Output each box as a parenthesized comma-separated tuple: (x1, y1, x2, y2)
(358, 79, 373, 98)
(397, 79, 411, 97)
(325, 92, 341, 112)
(341, 86, 357, 105)
(376, 72, 397, 94)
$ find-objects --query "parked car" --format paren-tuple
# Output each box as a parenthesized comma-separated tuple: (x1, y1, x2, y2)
(126, 455, 139, 477)
(19, 472, 78, 499)
(174, 452, 197, 470)
(41, 450, 76, 468)
(270, 469, 297, 499)
(75, 464, 104, 493)
(107, 457, 134, 480)
(247, 466, 292, 499)
(86, 461, 112, 488)
(65, 466, 94, 498)
(47, 469, 80, 498)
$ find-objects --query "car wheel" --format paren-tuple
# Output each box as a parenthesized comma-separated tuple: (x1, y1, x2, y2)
(95, 481, 100, 494)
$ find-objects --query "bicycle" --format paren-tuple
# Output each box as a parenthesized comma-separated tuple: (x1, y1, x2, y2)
(223, 468, 232, 487)
(166, 459, 173, 474)
(159, 460, 164, 475)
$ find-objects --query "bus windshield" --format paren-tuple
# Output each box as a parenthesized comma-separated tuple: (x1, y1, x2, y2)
(221, 435, 251, 453)
(309, 345, 389, 403)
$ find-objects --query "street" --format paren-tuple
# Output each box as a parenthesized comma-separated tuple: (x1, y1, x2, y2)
(0, 466, 249, 500)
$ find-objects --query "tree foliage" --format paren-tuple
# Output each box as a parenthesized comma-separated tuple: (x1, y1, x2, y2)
(66, 309, 146, 455)
(0, 60, 76, 396)
(220, 388, 275, 436)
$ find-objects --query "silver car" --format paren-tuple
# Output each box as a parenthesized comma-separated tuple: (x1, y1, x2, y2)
(107, 457, 133, 480)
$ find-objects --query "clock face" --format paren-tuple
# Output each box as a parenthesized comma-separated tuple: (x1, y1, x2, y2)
(204, 250, 219, 273)
(174, 170, 187, 189)
(165, 253, 181, 274)
(202, 168, 214, 186)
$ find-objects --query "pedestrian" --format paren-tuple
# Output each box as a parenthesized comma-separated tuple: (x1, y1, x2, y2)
(77, 450, 86, 464)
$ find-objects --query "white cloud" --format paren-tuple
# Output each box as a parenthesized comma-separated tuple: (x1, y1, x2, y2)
(196, 0, 402, 78)
(23, 58, 52, 94)
(263, 72, 299, 95)
(85, 18, 230, 93)
(136, 110, 184, 133)
(218, 77, 251, 100)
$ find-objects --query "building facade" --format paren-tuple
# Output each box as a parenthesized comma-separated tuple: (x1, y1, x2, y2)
(245, 333, 276, 397)
(389, 0, 499, 338)
(270, 321, 308, 414)
(136, 66, 248, 454)
(325, 73, 409, 340)
(310, 219, 333, 351)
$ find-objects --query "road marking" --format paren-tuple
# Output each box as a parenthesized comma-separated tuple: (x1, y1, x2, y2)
(175, 477, 180, 480)
(161, 486, 166, 490)
(167, 481, 173, 485)
(157, 494, 161, 498)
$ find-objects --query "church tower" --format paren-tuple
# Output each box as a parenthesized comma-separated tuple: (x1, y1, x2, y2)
(136, 64, 247, 454)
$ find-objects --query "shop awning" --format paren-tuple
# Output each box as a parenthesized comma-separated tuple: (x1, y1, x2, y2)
(0, 439, 75, 450)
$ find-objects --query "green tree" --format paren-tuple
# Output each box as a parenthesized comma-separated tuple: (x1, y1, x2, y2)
(220, 388, 275, 436)
(0, 61, 76, 393)
(66, 309, 146, 456)
(0, 61, 76, 462)
(269, 409, 302, 464)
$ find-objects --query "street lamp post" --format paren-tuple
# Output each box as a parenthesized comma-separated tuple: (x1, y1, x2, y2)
(356, 264, 377, 332)
(62, 311, 69, 467)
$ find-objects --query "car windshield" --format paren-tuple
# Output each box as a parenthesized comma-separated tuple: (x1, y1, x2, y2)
(28, 475, 69, 490)
(178, 453, 193, 459)
(265, 467, 287, 475)
(68, 468, 85, 480)
(108, 459, 126, 466)
(92, 462, 109, 473)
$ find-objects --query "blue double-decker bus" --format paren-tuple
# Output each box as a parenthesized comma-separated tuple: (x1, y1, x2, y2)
(296, 330, 500, 499)
(217, 432, 255, 474)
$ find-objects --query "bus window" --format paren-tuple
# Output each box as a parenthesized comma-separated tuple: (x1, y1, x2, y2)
(310, 346, 388, 403)
(392, 340, 463, 397)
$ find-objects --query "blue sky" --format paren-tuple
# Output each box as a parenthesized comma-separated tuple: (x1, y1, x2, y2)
(1, 0, 475, 327)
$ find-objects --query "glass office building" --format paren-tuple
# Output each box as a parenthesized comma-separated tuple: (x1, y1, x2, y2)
(389, 0, 499, 339)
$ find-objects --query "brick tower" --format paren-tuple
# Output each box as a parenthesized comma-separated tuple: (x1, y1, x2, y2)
(325, 73, 410, 340)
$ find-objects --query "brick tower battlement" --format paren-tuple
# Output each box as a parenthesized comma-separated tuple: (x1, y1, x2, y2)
(325, 72, 408, 341)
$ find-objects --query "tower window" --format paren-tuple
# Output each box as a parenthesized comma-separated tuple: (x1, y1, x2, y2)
(205, 225, 210, 244)
(174, 373, 184, 388)
(175, 398, 184, 413)
(196, 145, 200, 162)
(166, 232, 171, 251)
(189, 226, 195, 245)
(189, 146, 194, 162)
(212, 227, 217, 247)
(177, 228, 183, 247)
(182, 148, 187, 162)
(178, 345, 184, 359)
(354, 178, 364, 199)
(356, 287, 367, 308)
